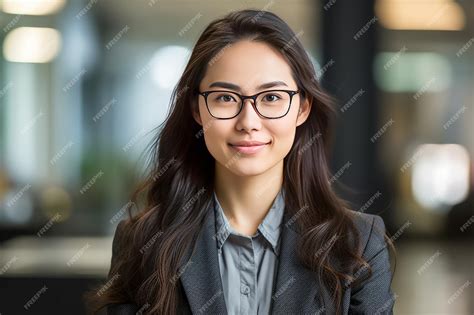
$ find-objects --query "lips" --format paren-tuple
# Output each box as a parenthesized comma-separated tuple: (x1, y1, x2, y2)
(228, 140, 271, 155)
(229, 140, 271, 146)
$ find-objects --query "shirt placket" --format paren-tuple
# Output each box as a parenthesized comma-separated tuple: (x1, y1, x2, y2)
(238, 236, 257, 315)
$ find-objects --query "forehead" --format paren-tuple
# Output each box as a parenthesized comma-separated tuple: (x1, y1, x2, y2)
(200, 40, 296, 92)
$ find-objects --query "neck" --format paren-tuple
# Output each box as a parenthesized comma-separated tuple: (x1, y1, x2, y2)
(213, 160, 284, 236)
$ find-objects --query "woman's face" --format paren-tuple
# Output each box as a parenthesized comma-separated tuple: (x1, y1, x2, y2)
(193, 40, 311, 177)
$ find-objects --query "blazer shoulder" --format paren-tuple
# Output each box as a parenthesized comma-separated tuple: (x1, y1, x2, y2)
(345, 210, 388, 257)
(107, 303, 139, 315)
(109, 219, 137, 282)
(107, 220, 141, 315)
(112, 220, 127, 249)
(110, 220, 127, 273)
(344, 211, 395, 313)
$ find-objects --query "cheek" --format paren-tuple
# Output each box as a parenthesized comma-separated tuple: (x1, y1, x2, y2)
(268, 123, 296, 157)
(201, 121, 231, 159)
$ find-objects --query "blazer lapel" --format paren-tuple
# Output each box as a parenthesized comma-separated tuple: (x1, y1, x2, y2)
(270, 211, 328, 314)
(179, 204, 228, 314)
(179, 203, 328, 314)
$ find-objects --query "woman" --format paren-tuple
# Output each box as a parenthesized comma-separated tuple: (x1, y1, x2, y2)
(86, 9, 396, 315)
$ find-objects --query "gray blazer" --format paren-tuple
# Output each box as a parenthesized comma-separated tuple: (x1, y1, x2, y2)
(107, 207, 395, 314)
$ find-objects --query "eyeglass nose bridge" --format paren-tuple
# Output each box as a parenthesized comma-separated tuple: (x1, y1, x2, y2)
(235, 94, 262, 117)
(240, 94, 259, 103)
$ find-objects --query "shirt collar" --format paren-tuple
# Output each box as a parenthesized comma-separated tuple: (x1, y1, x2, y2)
(213, 187, 286, 256)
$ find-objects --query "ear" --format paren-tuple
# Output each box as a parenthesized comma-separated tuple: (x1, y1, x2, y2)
(296, 95, 312, 127)
(192, 100, 203, 126)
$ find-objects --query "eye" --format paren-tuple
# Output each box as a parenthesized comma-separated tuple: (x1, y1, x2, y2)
(215, 94, 237, 102)
(221, 95, 234, 102)
(263, 94, 281, 102)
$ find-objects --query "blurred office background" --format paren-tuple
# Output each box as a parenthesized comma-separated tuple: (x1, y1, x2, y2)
(0, 0, 472, 314)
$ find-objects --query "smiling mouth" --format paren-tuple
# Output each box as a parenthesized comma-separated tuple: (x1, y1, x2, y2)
(228, 140, 272, 146)
(228, 141, 271, 154)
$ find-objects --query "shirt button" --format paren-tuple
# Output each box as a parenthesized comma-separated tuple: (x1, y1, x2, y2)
(241, 284, 250, 295)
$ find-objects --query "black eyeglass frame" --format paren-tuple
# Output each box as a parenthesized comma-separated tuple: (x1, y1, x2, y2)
(198, 89, 300, 119)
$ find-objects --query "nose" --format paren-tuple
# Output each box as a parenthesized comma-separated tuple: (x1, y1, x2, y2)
(234, 98, 263, 132)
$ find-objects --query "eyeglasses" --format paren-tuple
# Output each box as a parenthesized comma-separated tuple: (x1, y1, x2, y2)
(198, 89, 300, 119)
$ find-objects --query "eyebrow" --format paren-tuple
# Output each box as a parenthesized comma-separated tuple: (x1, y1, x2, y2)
(208, 80, 288, 91)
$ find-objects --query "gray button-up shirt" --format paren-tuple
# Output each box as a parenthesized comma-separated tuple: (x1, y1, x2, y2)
(213, 188, 285, 315)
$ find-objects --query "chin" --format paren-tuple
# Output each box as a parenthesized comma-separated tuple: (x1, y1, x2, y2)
(226, 163, 269, 177)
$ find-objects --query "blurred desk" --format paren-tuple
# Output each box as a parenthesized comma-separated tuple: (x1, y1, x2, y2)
(393, 239, 474, 314)
(0, 236, 113, 314)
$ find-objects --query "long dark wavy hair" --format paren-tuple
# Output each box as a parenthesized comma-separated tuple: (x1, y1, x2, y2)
(85, 9, 395, 315)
